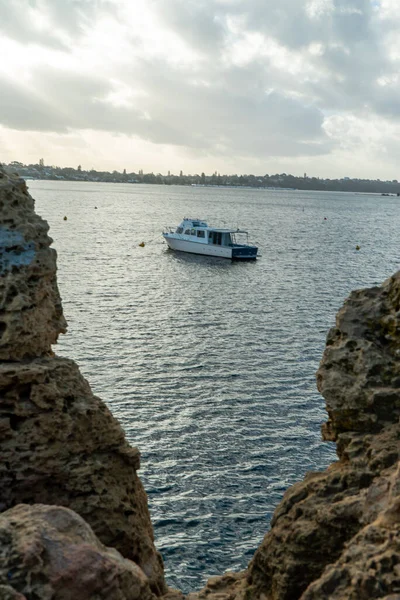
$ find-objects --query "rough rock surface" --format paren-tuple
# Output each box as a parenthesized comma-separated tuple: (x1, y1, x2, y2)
(318, 273, 400, 441)
(0, 168, 66, 360)
(302, 463, 400, 599)
(0, 357, 166, 593)
(0, 504, 156, 600)
(0, 164, 168, 595)
(190, 273, 400, 600)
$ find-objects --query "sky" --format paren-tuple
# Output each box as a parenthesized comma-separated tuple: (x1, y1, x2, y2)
(1, 0, 400, 178)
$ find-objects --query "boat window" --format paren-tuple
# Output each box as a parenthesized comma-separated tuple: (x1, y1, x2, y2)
(176, 227, 183, 234)
(209, 231, 222, 245)
(192, 221, 199, 227)
(191, 229, 196, 236)
(197, 230, 205, 238)
(184, 229, 191, 235)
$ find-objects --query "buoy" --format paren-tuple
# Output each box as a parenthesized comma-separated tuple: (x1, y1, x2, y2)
(63, 216, 67, 221)
(356, 245, 360, 250)
(324, 217, 327, 220)
(94, 206, 97, 209)
(139, 242, 145, 247)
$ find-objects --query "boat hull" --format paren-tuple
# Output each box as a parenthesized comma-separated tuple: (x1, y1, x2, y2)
(163, 234, 257, 260)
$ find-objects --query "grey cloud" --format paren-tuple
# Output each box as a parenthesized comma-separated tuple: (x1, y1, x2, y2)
(43, 0, 117, 37)
(0, 59, 332, 158)
(231, 0, 400, 123)
(115, 61, 332, 156)
(0, 0, 115, 49)
(155, 0, 227, 54)
(0, 68, 197, 146)
(0, 0, 66, 49)
(145, 0, 400, 126)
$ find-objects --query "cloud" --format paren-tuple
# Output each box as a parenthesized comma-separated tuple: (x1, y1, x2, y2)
(0, 0, 117, 48)
(1, 0, 400, 174)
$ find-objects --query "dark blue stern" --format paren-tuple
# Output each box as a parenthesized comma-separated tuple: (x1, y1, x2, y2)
(231, 245, 258, 260)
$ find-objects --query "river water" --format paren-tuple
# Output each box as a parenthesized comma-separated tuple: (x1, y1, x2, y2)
(32, 181, 400, 592)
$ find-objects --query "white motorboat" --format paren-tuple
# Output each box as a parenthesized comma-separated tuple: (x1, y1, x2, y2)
(163, 218, 258, 260)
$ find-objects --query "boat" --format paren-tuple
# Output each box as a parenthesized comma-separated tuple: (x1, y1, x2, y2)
(163, 218, 258, 260)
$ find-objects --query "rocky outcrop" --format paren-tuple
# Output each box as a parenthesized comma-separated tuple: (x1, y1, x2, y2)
(0, 169, 66, 360)
(0, 165, 169, 596)
(190, 273, 400, 600)
(0, 357, 166, 594)
(318, 274, 400, 441)
(0, 504, 155, 600)
(301, 463, 400, 599)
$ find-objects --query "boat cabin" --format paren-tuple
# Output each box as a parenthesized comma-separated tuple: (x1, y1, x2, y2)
(175, 218, 238, 246)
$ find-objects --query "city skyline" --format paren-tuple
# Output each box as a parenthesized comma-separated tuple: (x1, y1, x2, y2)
(1, 1, 400, 179)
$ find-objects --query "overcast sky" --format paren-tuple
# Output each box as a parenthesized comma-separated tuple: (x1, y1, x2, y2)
(1, 0, 400, 178)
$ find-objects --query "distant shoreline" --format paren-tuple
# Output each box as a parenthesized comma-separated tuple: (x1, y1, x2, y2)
(27, 179, 399, 197)
(5, 161, 400, 195)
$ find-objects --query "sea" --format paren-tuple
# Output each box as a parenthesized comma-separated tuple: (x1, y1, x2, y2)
(32, 181, 400, 593)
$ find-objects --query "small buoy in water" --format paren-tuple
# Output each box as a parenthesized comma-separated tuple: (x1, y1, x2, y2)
(63, 216, 67, 221)
(139, 242, 145, 247)
(324, 217, 327, 220)
(94, 206, 98, 209)
(356, 245, 360, 250)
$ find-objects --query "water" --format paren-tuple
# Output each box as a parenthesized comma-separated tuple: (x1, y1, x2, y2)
(32, 181, 400, 592)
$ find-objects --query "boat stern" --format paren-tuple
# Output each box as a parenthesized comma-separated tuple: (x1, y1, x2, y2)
(231, 245, 258, 260)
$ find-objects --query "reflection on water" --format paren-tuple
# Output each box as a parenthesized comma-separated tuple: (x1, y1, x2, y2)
(33, 181, 400, 592)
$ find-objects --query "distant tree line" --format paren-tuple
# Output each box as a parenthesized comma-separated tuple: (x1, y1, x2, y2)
(5, 161, 400, 195)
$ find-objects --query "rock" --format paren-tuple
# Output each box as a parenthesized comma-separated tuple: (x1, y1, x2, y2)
(0, 164, 168, 595)
(186, 572, 247, 600)
(301, 464, 400, 599)
(317, 272, 400, 442)
(0, 168, 66, 360)
(0, 503, 156, 600)
(0, 585, 26, 600)
(0, 356, 166, 593)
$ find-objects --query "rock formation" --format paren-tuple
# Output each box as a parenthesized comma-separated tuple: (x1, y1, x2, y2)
(0, 166, 174, 597)
(0, 170, 66, 360)
(0, 504, 155, 600)
(190, 273, 400, 599)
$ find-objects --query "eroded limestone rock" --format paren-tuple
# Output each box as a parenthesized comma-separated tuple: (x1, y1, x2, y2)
(301, 463, 400, 600)
(317, 272, 400, 442)
(0, 167, 66, 360)
(0, 504, 156, 600)
(0, 357, 166, 593)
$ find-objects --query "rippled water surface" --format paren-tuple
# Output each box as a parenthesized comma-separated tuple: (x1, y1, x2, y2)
(32, 181, 400, 592)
